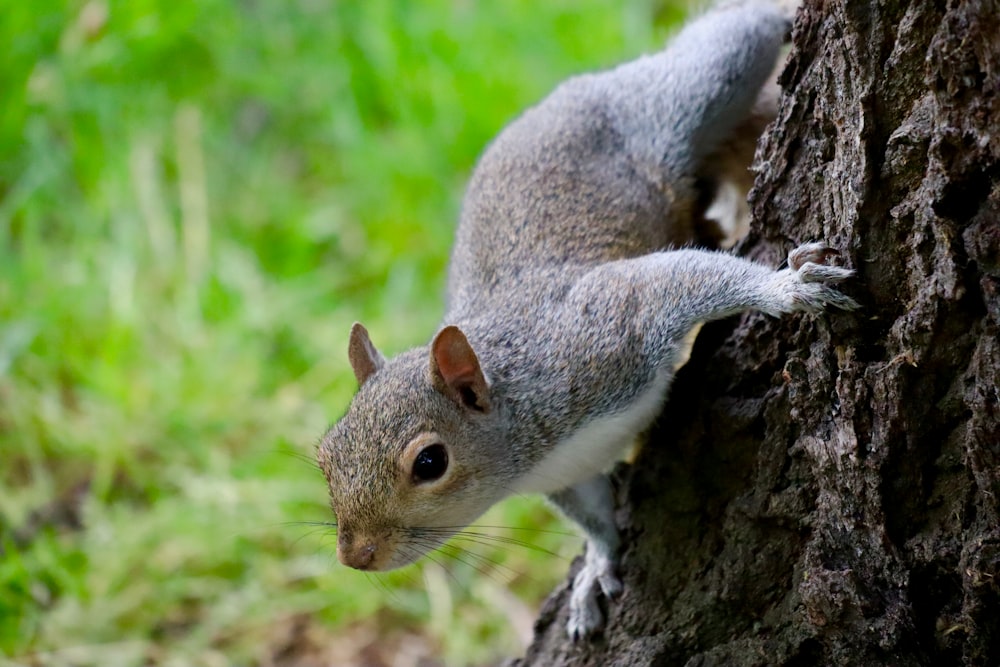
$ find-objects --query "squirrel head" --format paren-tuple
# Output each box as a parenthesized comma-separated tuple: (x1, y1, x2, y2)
(317, 322, 509, 571)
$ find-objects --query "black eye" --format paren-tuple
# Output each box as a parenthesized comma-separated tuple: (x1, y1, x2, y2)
(412, 444, 448, 482)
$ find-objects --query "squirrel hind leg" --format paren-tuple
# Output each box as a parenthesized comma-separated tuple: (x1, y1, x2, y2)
(549, 474, 623, 640)
(694, 60, 782, 249)
(700, 179, 751, 249)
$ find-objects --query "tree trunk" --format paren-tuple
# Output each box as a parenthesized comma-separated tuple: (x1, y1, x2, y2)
(512, 0, 1000, 664)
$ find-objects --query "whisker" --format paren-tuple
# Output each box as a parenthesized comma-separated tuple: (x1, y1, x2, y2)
(396, 545, 434, 588)
(282, 520, 339, 529)
(442, 542, 524, 584)
(288, 525, 338, 549)
(453, 533, 567, 560)
(417, 544, 469, 596)
(275, 445, 324, 471)
(408, 531, 540, 588)
(366, 570, 402, 605)
(466, 524, 576, 537)
(430, 541, 506, 585)
(420, 524, 575, 537)
(416, 528, 572, 559)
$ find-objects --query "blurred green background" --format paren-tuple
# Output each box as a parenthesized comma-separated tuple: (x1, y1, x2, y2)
(0, 0, 683, 664)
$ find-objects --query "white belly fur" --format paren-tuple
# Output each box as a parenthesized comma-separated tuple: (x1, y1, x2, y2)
(511, 369, 672, 494)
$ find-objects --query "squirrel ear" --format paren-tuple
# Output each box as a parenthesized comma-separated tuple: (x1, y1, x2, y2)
(348, 322, 385, 386)
(429, 326, 491, 413)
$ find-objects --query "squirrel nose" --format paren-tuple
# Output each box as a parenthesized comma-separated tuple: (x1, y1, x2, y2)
(338, 535, 378, 570)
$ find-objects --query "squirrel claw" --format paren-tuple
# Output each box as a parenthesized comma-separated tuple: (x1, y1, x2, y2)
(774, 242, 860, 313)
(788, 241, 840, 271)
(566, 551, 621, 640)
(599, 569, 624, 599)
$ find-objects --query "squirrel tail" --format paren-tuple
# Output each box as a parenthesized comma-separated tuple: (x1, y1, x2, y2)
(598, 2, 790, 178)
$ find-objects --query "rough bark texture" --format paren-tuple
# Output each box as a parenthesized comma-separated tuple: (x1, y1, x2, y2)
(512, 0, 999, 664)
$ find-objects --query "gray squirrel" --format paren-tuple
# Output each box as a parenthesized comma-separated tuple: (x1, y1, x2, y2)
(318, 0, 857, 641)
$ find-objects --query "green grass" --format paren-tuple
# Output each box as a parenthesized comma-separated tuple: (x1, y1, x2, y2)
(0, 0, 684, 664)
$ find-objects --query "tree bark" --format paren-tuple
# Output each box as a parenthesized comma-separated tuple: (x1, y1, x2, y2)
(512, 0, 1000, 664)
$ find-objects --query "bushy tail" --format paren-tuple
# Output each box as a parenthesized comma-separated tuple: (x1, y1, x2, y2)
(598, 2, 790, 176)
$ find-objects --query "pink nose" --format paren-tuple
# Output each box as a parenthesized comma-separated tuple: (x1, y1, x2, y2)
(338, 539, 378, 570)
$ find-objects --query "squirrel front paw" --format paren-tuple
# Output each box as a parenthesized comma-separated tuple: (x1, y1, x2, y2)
(771, 242, 860, 314)
(566, 548, 623, 641)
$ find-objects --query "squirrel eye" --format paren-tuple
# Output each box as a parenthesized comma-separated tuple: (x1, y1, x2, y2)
(412, 444, 448, 483)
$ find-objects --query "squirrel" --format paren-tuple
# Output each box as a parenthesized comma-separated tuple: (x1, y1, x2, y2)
(317, 0, 857, 641)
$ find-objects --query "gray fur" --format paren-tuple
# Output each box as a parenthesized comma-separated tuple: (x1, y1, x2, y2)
(318, 1, 854, 640)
